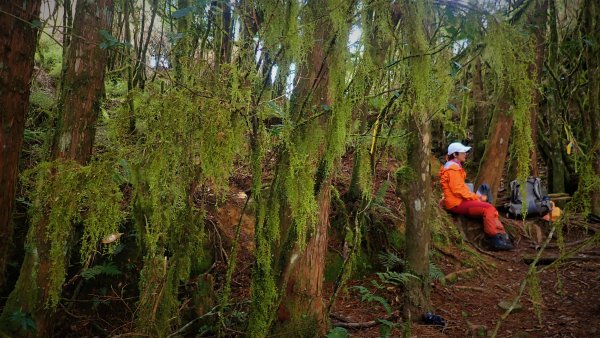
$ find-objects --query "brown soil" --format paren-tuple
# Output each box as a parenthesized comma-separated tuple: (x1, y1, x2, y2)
(327, 220, 600, 338)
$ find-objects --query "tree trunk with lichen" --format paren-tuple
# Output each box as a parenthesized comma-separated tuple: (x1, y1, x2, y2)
(0, 0, 42, 291)
(526, 0, 548, 177)
(271, 1, 336, 335)
(1, 1, 113, 336)
(397, 0, 433, 319)
(475, 100, 513, 203)
(583, 0, 600, 215)
(471, 58, 488, 163)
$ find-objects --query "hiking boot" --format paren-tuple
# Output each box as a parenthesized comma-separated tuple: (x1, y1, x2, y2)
(422, 312, 446, 328)
(486, 233, 514, 251)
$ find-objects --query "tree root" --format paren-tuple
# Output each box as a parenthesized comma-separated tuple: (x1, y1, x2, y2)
(330, 311, 400, 329)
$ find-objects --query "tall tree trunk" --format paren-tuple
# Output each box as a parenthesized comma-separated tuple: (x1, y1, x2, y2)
(583, 0, 600, 215)
(398, 0, 433, 318)
(174, 0, 191, 82)
(133, 0, 159, 89)
(52, 0, 113, 162)
(217, 1, 232, 67)
(545, 0, 566, 193)
(1, 1, 113, 336)
(471, 58, 487, 162)
(0, 0, 42, 290)
(527, 0, 548, 177)
(274, 2, 334, 335)
(475, 101, 513, 203)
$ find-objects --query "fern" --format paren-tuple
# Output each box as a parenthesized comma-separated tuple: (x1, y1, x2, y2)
(351, 285, 392, 315)
(376, 271, 418, 286)
(377, 251, 404, 270)
(326, 327, 348, 338)
(9, 310, 36, 332)
(81, 262, 122, 280)
(429, 262, 445, 282)
(373, 180, 391, 206)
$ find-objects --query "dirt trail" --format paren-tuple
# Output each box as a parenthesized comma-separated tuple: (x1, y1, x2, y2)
(329, 221, 600, 337)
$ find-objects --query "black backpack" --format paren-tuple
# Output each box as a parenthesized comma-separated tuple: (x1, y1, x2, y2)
(505, 177, 552, 218)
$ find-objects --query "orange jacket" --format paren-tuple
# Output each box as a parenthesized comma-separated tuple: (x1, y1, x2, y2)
(439, 160, 479, 209)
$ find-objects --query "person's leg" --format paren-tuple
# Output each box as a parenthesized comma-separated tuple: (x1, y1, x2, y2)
(449, 200, 505, 236)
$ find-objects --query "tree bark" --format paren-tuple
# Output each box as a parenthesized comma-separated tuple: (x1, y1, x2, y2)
(174, 0, 191, 83)
(544, 0, 566, 193)
(52, 0, 114, 163)
(475, 101, 513, 202)
(1, 1, 113, 336)
(527, 0, 548, 177)
(0, 0, 42, 290)
(217, 0, 232, 67)
(471, 58, 487, 163)
(272, 1, 340, 335)
(583, 0, 600, 215)
(398, 0, 432, 318)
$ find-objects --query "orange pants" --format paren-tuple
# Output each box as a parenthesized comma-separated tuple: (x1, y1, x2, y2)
(448, 200, 505, 236)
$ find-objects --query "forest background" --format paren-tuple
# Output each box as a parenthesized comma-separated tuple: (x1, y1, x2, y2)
(0, 0, 599, 337)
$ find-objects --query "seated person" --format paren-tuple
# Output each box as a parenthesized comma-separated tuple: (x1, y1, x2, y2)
(439, 142, 513, 251)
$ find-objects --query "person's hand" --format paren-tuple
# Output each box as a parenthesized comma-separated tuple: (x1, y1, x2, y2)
(477, 193, 488, 202)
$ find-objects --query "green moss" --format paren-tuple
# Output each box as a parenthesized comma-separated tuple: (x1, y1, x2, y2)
(105, 78, 128, 98)
(35, 35, 63, 80)
(483, 21, 535, 189)
(387, 229, 405, 251)
(29, 90, 55, 111)
(395, 165, 416, 185)
(324, 252, 344, 282)
(352, 248, 374, 279)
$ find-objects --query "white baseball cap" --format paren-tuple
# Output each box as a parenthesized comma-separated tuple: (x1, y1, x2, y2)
(447, 142, 472, 155)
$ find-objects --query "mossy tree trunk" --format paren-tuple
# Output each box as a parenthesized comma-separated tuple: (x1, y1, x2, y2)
(471, 58, 488, 163)
(0, 0, 42, 290)
(215, 0, 232, 68)
(273, 1, 337, 335)
(526, 0, 548, 177)
(174, 0, 191, 82)
(1, 1, 113, 336)
(397, 0, 433, 319)
(348, 0, 399, 201)
(539, 0, 567, 194)
(582, 0, 600, 215)
(51, 0, 113, 162)
(475, 101, 513, 202)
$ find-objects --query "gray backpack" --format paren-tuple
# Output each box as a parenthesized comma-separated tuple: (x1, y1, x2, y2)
(506, 177, 552, 218)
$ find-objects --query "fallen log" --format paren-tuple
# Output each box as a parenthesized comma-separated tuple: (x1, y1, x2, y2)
(452, 285, 486, 292)
(330, 311, 400, 329)
(444, 268, 475, 284)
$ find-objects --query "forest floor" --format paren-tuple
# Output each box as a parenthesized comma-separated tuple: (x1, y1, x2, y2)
(215, 168, 600, 338)
(15, 146, 598, 337)
(327, 221, 600, 338)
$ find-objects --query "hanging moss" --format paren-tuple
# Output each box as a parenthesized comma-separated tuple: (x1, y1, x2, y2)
(482, 20, 535, 189)
(0, 156, 124, 325)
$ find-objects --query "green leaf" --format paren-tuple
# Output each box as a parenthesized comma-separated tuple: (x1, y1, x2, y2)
(30, 19, 42, 29)
(172, 6, 195, 19)
(326, 327, 348, 338)
(377, 251, 404, 270)
(167, 32, 184, 44)
(9, 310, 36, 332)
(377, 271, 418, 286)
(351, 286, 392, 315)
(82, 262, 121, 280)
(429, 262, 445, 282)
